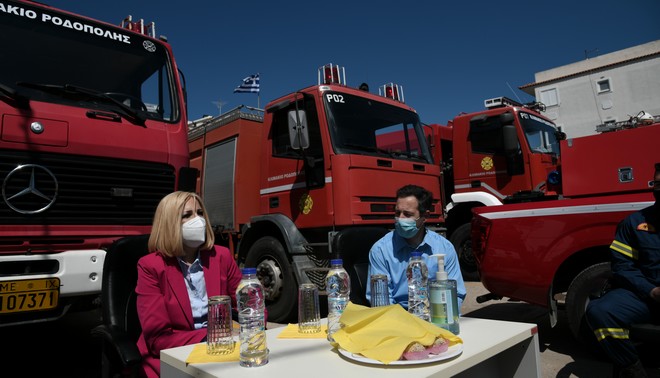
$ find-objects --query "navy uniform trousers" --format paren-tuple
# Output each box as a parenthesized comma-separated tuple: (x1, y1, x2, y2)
(586, 288, 658, 367)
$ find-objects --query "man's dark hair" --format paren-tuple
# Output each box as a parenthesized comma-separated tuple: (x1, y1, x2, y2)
(396, 184, 433, 214)
(359, 82, 369, 92)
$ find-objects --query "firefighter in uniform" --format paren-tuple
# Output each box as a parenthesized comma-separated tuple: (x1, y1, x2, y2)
(586, 163, 660, 378)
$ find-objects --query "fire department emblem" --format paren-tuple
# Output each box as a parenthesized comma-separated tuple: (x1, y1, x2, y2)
(299, 194, 313, 214)
(481, 157, 494, 171)
(142, 40, 156, 53)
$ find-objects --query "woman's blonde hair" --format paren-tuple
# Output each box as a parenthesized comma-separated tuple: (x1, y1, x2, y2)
(148, 191, 215, 257)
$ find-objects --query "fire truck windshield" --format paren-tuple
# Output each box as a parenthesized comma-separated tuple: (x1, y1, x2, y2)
(519, 112, 561, 155)
(324, 92, 433, 164)
(0, 2, 179, 123)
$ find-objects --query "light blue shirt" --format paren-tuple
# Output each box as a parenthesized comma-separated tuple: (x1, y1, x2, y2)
(178, 252, 208, 329)
(366, 228, 466, 311)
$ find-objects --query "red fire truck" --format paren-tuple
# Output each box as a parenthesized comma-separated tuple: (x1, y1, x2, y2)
(188, 64, 442, 322)
(424, 97, 563, 280)
(0, 0, 194, 326)
(471, 120, 659, 342)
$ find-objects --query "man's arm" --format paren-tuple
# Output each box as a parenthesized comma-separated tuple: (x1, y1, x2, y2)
(610, 217, 657, 299)
(366, 239, 393, 304)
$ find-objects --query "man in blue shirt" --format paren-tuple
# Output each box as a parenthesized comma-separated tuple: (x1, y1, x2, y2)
(366, 184, 466, 310)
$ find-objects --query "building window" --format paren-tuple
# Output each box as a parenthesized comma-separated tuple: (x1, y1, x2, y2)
(596, 78, 611, 93)
(540, 88, 559, 107)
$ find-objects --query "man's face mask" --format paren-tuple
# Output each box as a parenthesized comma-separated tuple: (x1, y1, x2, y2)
(182, 216, 206, 248)
(394, 217, 420, 239)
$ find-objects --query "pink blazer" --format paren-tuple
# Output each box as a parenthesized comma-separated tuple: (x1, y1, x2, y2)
(135, 245, 242, 378)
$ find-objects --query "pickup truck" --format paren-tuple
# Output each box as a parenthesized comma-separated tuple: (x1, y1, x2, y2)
(471, 192, 653, 342)
(469, 122, 659, 343)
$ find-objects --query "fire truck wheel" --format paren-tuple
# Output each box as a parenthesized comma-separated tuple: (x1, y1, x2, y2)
(565, 262, 611, 346)
(245, 236, 297, 323)
(448, 223, 480, 281)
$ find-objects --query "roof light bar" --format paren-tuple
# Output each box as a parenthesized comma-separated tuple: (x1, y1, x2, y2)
(120, 15, 156, 38)
(379, 83, 405, 103)
(484, 97, 522, 109)
(318, 63, 346, 85)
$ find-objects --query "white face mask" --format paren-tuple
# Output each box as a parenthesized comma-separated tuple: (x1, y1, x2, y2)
(181, 216, 206, 248)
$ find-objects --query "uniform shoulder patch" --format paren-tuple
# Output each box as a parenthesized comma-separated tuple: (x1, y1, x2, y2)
(636, 222, 657, 233)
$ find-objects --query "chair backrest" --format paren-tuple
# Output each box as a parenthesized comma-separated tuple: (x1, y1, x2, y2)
(331, 227, 389, 306)
(101, 234, 150, 340)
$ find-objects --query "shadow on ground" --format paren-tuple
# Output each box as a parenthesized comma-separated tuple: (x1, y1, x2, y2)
(464, 300, 659, 378)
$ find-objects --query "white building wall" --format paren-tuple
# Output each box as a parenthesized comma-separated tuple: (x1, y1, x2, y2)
(521, 40, 660, 138)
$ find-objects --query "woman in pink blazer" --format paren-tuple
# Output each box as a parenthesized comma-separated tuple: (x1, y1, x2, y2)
(135, 191, 243, 378)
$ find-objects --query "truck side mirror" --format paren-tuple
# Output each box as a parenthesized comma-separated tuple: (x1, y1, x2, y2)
(555, 128, 567, 141)
(502, 124, 518, 153)
(288, 110, 310, 150)
(502, 124, 524, 176)
(499, 112, 514, 125)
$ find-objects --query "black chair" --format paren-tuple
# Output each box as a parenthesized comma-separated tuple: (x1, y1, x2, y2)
(630, 322, 660, 344)
(91, 234, 150, 378)
(332, 227, 389, 306)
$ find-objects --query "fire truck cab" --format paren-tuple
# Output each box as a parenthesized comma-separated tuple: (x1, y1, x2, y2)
(189, 64, 442, 322)
(426, 97, 563, 279)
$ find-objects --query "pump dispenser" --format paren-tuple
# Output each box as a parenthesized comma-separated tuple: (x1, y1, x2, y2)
(429, 254, 460, 334)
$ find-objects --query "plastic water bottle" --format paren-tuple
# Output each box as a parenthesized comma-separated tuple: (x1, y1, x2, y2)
(236, 267, 268, 367)
(326, 258, 350, 342)
(407, 251, 430, 321)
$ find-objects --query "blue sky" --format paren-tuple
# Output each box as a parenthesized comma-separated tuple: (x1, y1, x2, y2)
(46, 0, 660, 125)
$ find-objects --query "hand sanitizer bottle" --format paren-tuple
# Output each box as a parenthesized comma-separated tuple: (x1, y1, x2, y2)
(429, 254, 460, 334)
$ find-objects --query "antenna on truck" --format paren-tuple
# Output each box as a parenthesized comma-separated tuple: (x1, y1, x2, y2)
(506, 82, 523, 103)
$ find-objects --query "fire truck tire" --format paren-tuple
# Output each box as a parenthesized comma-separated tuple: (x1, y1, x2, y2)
(245, 236, 297, 323)
(565, 262, 611, 346)
(448, 223, 480, 281)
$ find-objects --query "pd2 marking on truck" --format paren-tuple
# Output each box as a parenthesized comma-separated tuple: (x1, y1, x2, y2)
(0, 278, 59, 314)
(326, 94, 345, 103)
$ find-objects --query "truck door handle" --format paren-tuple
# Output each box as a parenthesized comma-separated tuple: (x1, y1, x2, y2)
(269, 197, 279, 208)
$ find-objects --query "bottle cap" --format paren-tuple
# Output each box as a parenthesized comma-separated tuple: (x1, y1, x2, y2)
(330, 259, 343, 266)
(242, 267, 257, 275)
(411, 251, 422, 258)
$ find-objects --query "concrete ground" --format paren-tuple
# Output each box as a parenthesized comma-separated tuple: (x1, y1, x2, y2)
(452, 281, 659, 378)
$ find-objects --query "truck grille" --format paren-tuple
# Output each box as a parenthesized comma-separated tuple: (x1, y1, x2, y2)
(0, 150, 175, 225)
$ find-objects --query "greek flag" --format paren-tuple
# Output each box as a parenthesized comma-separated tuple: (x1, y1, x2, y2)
(234, 74, 260, 93)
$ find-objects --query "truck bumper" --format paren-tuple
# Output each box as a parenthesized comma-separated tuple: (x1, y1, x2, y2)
(0, 248, 106, 297)
(0, 249, 106, 326)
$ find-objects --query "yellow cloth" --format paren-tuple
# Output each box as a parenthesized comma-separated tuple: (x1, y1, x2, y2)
(185, 342, 239, 364)
(277, 323, 329, 339)
(332, 302, 463, 364)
